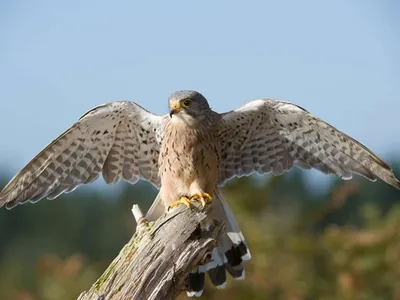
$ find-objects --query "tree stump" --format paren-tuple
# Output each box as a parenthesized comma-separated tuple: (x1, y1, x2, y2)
(78, 202, 223, 300)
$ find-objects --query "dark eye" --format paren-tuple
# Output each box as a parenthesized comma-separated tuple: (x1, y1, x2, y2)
(182, 99, 192, 107)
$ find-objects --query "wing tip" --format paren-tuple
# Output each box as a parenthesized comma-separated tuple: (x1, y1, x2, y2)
(0, 191, 9, 209)
(1, 195, 20, 210)
(391, 177, 400, 190)
(380, 168, 400, 190)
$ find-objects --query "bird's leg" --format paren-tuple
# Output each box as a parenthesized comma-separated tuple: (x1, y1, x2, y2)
(168, 196, 192, 210)
(190, 192, 212, 207)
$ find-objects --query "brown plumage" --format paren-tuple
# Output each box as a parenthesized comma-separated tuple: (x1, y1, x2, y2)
(1, 90, 399, 297)
(159, 112, 221, 207)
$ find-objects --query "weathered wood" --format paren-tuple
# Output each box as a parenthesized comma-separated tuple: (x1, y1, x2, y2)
(78, 203, 223, 300)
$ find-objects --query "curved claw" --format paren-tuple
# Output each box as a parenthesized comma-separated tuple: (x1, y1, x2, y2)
(168, 196, 191, 210)
(191, 192, 213, 207)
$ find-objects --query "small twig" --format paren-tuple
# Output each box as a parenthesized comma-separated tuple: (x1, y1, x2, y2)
(131, 204, 148, 231)
(131, 204, 145, 223)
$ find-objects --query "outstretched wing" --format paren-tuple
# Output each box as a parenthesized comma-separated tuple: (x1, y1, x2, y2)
(218, 99, 400, 189)
(0, 101, 167, 209)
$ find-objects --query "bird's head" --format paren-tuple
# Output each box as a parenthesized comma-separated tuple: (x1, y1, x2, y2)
(168, 90, 212, 126)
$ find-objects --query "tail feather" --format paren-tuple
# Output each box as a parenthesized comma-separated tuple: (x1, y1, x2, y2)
(145, 192, 164, 221)
(219, 234, 245, 279)
(186, 189, 250, 297)
(187, 267, 205, 297)
(208, 266, 227, 289)
(205, 248, 227, 288)
(145, 190, 250, 297)
(213, 189, 251, 263)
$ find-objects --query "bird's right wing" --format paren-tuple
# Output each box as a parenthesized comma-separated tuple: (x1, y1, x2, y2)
(0, 101, 167, 209)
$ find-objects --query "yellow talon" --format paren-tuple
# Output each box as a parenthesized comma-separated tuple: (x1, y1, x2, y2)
(168, 193, 213, 210)
(191, 192, 213, 207)
(169, 196, 191, 209)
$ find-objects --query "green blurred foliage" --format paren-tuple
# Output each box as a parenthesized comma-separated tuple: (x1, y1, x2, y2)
(1, 165, 400, 300)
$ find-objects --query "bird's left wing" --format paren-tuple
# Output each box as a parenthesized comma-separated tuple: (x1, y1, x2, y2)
(0, 101, 167, 209)
(218, 99, 399, 188)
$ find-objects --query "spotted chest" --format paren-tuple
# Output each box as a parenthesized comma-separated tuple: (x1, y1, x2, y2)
(159, 123, 221, 201)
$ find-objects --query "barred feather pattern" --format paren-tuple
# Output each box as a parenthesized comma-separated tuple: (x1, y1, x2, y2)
(218, 99, 400, 189)
(1, 91, 399, 297)
(186, 190, 250, 297)
(0, 101, 166, 209)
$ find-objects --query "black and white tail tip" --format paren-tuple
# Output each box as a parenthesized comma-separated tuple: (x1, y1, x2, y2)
(186, 232, 251, 297)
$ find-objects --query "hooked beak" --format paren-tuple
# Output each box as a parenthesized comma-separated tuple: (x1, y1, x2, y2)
(169, 103, 181, 118)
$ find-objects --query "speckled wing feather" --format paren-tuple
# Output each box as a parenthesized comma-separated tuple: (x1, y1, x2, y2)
(0, 101, 166, 209)
(218, 99, 400, 188)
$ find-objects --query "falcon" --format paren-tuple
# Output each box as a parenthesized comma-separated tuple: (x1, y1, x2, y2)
(1, 90, 399, 297)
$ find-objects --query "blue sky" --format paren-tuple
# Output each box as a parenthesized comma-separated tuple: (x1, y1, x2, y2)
(0, 0, 399, 183)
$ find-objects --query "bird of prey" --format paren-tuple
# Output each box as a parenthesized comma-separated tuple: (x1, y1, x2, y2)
(0, 90, 399, 297)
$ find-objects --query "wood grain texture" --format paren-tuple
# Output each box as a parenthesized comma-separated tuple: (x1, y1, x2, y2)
(78, 203, 223, 300)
